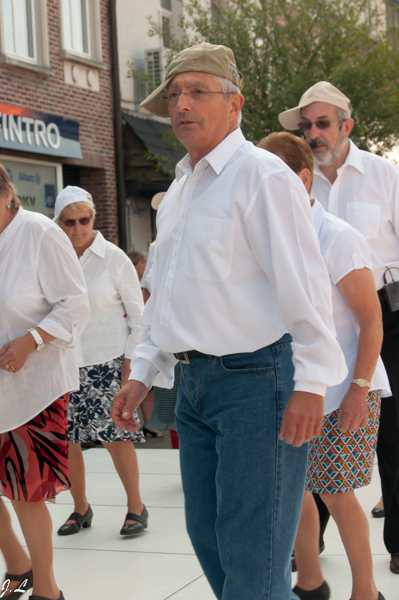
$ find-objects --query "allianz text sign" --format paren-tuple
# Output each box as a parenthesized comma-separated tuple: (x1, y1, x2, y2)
(0, 103, 83, 159)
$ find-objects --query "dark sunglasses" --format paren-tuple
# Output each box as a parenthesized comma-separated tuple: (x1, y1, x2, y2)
(298, 119, 344, 132)
(60, 216, 92, 227)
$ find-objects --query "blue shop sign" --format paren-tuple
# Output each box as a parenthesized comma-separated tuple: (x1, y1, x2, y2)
(0, 103, 82, 159)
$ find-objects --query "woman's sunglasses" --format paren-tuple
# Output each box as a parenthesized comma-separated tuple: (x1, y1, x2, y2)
(60, 216, 92, 227)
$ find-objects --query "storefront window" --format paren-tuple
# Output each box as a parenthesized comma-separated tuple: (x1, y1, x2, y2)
(1, 158, 61, 219)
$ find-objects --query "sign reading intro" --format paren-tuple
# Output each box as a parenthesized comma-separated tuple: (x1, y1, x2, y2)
(0, 103, 83, 159)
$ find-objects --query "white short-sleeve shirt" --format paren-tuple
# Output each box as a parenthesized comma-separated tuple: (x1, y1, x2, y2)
(312, 200, 390, 414)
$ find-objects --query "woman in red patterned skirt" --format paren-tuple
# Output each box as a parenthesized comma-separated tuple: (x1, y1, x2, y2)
(0, 164, 90, 600)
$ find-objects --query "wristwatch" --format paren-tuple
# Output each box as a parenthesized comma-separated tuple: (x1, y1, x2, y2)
(28, 328, 45, 351)
(351, 378, 371, 389)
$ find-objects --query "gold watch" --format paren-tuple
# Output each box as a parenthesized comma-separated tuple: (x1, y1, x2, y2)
(351, 378, 371, 388)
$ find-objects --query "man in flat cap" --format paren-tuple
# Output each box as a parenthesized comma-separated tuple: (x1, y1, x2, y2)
(112, 45, 346, 599)
(279, 81, 399, 576)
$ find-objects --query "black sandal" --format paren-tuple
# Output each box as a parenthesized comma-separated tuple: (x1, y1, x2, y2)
(30, 592, 65, 600)
(120, 505, 149, 535)
(57, 505, 93, 536)
(2, 568, 33, 598)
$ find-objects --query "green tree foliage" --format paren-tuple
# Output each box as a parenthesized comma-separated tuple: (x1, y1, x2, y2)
(147, 0, 399, 152)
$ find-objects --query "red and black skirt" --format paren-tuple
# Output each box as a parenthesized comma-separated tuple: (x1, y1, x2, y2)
(0, 394, 71, 503)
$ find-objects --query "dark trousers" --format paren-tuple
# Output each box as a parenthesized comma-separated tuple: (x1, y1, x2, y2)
(377, 289, 399, 554)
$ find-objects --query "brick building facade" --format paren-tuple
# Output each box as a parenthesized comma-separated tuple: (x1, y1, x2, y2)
(0, 0, 119, 243)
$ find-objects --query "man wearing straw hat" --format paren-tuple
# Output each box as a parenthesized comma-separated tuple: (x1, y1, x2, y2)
(279, 82, 399, 576)
(112, 44, 346, 599)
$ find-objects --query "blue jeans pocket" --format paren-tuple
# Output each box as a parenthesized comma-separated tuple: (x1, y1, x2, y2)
(219, 347, 276, 373)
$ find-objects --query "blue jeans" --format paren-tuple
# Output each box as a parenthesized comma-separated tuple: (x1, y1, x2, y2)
(175, 335, 308, 600)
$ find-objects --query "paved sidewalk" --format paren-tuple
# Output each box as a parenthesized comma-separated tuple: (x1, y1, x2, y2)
(1, 448, 397, 599)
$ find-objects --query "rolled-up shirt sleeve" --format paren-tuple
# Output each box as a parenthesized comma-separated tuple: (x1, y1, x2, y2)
(35, 227, 90, 348)
(245, 170, 347, 396)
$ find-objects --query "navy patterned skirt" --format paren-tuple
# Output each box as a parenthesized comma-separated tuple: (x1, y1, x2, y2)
(68, 355, 145, 444)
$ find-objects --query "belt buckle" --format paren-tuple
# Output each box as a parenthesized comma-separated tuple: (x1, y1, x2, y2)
(180, 351, 190, 364)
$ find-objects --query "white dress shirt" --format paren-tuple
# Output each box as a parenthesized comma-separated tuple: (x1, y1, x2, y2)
(77, 231, 144, 367)
(130, 128, 347, 396)
(0, 208, 90, 433)
(312, 140, 399, 290)
(312, 201, 390, 414)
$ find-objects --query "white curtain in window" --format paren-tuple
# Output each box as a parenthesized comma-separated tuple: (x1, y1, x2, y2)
(62, 0, 89, 55)
(2, 0, 35, 59)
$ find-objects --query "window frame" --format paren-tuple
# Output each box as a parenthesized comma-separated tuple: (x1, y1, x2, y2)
(0, 0, 51, 74)
(60, 0, 103, 69)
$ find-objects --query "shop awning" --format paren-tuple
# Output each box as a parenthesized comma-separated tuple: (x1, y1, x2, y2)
(123, 112, 184, 177)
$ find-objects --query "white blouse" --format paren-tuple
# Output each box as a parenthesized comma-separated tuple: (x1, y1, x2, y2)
(77, 231, 144, 367)
(0, 208, 90, 433)
(312, 200, 391, 415)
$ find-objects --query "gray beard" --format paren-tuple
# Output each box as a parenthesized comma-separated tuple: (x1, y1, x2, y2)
(312, 135, 348, 167)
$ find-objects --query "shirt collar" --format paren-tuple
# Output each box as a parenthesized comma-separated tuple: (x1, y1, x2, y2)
(176, 128, 246, 181)
(311, 199, 326, 236)
(314, 139, 364, 182)
(84, 230, 106, 259)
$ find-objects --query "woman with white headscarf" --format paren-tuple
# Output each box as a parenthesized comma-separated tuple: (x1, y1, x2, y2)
(54, 187, 148, 538)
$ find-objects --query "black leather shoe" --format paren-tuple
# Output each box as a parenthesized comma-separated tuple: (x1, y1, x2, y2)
(2, 568, 33, 598)
(120, 505, 148, 536)
(30, 592, 65, 600)
(293, 580, 330, 600)
(371, 506, 385, 518)
(390, 552, 399, 573)
(57, 505, 93, 536)
(350, 594, 385, 600)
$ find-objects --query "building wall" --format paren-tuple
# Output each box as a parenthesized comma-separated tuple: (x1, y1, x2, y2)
(0, 0, 118, 242)
(117, 0, 181, 111)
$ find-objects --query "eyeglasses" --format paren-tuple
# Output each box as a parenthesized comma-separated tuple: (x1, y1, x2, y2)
(298, 119, 344, 132)
(159, 90, 232, 107)
(60, 216, 92, 227)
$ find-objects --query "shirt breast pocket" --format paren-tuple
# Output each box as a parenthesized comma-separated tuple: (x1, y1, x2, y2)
(346, 202, 380, 239)
(184, 217, 235, 282)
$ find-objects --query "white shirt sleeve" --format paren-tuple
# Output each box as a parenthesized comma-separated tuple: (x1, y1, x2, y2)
(324, 226, 373, 286)
(245, 170, 347, 396)
(36, 227, 90, 348)
(129, 246, 177, 389)
(117, 257, 144, 360)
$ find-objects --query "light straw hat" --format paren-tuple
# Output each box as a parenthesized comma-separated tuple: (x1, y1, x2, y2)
(278, 81, 352, 130)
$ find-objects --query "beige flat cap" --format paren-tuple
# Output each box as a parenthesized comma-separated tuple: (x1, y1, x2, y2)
(141, 42, 244, 118)
(278, 81, 352, 130)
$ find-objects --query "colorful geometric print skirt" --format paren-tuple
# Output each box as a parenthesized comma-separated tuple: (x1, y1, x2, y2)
(0, 394, 71, 503)
(305, 390, 381, 494)
(67, 355, 145, 444)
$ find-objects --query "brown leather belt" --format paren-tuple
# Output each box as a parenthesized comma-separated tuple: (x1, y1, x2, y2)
(174, 350, 207, 364)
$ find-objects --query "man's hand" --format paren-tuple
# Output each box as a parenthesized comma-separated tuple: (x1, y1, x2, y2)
(111, 380, 148, 432)
(279, 391, 324, 447)
(0, 334, 37, 373)
(337, 385, 368, 433)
